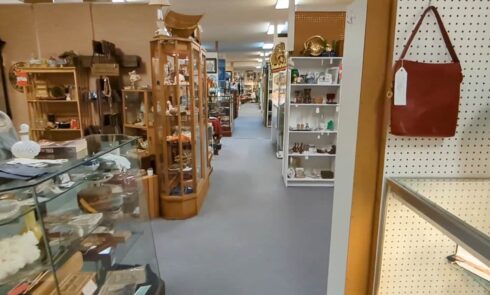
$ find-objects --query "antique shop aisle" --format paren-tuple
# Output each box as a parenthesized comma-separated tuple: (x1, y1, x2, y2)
(152, 103, 334, 295)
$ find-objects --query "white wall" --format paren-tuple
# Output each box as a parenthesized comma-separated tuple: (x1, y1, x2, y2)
(323, 0, 368, 294)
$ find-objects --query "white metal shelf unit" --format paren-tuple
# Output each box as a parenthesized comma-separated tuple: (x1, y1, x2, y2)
(282, 57, 342, 187)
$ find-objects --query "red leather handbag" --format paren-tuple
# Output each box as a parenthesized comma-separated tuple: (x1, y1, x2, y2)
(391, 6, 463, 137)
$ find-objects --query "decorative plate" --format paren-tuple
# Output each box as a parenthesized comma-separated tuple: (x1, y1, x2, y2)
(8, 62, 27, 93)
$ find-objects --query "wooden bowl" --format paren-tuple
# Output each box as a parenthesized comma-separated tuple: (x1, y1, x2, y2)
(164, 10, 203, 38)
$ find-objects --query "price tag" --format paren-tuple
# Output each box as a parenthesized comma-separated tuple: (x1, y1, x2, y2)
(394, 66, 408, 106)
(316, 107, 320, 114)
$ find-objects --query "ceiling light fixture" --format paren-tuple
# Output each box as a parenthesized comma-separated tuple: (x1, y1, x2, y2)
(275, 0, 299, 9)
(275, 0, 288, 9)
(262, 43, 274, 50)
(258, 51, 272, 56)
(267, 24, 275, 35)
(256, 65, 262, 69)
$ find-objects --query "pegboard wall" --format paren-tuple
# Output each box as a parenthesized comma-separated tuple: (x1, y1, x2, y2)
(384, 0, 490, 177)
(378, 0, 490, 294)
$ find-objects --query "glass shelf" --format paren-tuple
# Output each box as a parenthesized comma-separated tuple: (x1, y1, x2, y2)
(0, 135, 136, 194)
(387, 177, 490, 274)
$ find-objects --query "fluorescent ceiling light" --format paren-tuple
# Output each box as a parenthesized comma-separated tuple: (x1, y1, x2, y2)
(257, 58, 264, 62)
(112, 0, 125, 2)
(275, 0, 299, 9)
(275, 0, 288, 9)
(262, 43, 274, 50)
(256, 65, 262, 69)
(258, 51, 272, 56)
(267, 24, 275, 35)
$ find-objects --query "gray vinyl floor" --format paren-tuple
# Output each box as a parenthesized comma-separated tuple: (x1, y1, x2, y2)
(152, 103, 333, 295)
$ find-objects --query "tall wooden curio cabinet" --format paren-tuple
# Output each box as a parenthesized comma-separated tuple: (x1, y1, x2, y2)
(150, 37, 211, 219)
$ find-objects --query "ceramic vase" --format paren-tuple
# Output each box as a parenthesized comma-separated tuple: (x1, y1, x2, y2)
(11, 124, 40, 159)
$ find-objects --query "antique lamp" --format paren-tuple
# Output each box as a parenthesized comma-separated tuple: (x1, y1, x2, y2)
(149, 0, 171, 36)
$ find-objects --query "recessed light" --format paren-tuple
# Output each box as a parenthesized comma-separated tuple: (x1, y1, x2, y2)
(262, 43, 274, 50)
(275, 0, 288, 9)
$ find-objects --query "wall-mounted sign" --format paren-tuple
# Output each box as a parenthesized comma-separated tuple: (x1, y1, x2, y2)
(270, 42, 287, 73)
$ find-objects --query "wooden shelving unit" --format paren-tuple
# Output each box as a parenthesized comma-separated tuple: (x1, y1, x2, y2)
(150, 36, 211, 220)
(21, 67, 89, 141)
(122, 89, 156, 154)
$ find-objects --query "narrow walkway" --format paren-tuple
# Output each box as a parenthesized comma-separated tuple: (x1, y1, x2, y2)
(153, 103, 333, 295)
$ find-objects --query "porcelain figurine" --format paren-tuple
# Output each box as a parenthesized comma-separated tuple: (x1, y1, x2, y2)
(305, 72, 316, 84)
(129, 70, 141, 89)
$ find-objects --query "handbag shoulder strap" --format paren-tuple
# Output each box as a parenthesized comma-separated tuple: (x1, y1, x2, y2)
(400, 6, 459, 62)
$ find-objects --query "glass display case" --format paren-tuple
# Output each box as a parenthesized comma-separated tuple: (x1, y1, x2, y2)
(150, 37, 211, 220)
(375, 177, 490, 295)
(208, 94, 233, 137)
(0, 134, 163, 295)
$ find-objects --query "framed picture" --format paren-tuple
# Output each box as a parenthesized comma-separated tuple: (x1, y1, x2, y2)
(206, 58, 217, 73)
(225, 71, 232, 81)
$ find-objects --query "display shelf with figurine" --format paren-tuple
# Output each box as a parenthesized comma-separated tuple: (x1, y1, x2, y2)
(283, 57, 342, 187)
(122, 89, 157, 171)
(150, 36, 211, 220)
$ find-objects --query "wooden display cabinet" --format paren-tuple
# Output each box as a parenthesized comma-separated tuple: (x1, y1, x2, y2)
(21, 67, 90, 141)
(122, 89, 157, 168)
(150, 37, 211, 219)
